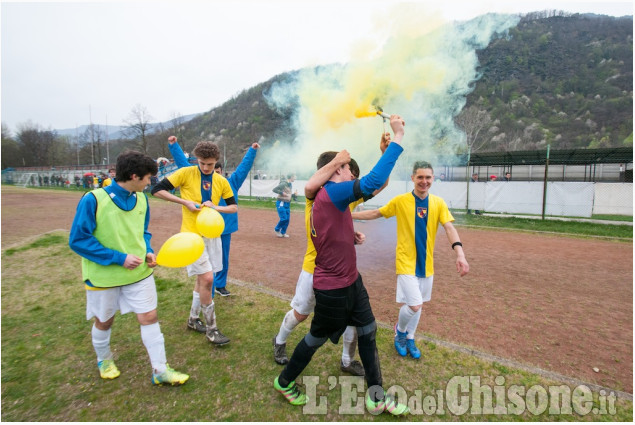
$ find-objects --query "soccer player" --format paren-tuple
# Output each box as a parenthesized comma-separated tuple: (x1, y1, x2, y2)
(102, 168, 116, 187)
(272, 175, 295, 237)
(272, 133, 391, 378)
(273, 114, 409, 416)
(69, 150, 189, 385)
(151, 140, 236, 346)
(168, 136, 259, 297)
(351, 161, 470, 359)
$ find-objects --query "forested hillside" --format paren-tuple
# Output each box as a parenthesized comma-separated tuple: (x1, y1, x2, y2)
(463, 12, 633, 151)
(171, 12, 632, 169)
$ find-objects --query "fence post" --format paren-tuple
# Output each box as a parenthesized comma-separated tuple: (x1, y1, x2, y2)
(465, 148, 471, 212)
(541, 145, 550, 220)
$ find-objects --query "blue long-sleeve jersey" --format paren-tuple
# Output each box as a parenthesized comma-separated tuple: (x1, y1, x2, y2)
(169, 142, 257, 234)
(69, 181, 153, 266)
(321, 142, 404, 211)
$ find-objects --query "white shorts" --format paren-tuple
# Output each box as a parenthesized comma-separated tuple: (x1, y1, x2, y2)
(186, 237, 223, 276)
(86, 275, 158, 322)
(289, 270, 315, 316)
(396, 274, 434, 306)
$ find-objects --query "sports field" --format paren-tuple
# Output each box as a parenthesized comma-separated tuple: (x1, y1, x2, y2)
(1, 186, 632, 420)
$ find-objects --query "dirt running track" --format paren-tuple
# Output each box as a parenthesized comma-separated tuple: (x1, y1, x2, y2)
(2, 186, 632, 393)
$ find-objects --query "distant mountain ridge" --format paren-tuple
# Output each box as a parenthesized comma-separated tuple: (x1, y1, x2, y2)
(54, 112, 201, 140)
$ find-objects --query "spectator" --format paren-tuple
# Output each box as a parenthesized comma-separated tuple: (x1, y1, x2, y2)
(503, 172, 511, 182)
(490, 175, 497, 182)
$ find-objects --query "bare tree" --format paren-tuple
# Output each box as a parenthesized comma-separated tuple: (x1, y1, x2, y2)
(1, 123, 21, 168)
(80, 124, 107, 164)
(455, 105, 493, 154)
(123, 104, 154, 154)
(15, 122, 58, 166)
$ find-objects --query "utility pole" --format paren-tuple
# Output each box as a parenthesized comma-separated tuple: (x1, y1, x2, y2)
(105, 114, 110, 165)
(75, 125, 79, 166)
(89, 105, 95, 165)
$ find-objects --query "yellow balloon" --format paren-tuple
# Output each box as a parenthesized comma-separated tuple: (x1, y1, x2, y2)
(196, 207, 225, 238)
(156, 232, 204, 268)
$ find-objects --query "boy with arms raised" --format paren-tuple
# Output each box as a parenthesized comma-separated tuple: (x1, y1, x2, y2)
(151, 141, 236, 346)
(274, 115, 409, 416)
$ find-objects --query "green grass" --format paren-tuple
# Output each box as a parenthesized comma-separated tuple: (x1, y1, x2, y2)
(591, 214, 633, 222)
(452, 213, 632, 239)
(1, 233, 632, 421)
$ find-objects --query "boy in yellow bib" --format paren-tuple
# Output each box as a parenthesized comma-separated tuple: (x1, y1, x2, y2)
(152, 141, 236, 346)
(69, 151, 188, 385)
(352, 161, 469, 359)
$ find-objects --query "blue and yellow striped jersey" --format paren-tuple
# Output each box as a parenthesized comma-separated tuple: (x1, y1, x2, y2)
(379, 192, 453, 277)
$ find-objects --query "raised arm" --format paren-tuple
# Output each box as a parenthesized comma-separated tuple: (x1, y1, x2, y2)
(229, 142, 259, 189)
(168, 136, 190, 168)
(304, 150, 351, 199)
(442, 221, 469, 277)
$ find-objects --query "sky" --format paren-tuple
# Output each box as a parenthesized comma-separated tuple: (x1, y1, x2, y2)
(1, 0, 632, 133)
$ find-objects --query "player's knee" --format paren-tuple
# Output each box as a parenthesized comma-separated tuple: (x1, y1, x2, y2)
(137, 309, 158, 325)
(94, 316, 115, 330)
(356, 321, 377, 341)
(293, 310, 309, 322)
(304, 332, 328, 348)
(409, 304, 423, 312)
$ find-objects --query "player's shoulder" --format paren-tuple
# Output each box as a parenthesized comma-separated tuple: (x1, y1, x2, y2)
(213, 172, 231, 185)
(391, 191, 413, 203)
(172, 165, 196, 177)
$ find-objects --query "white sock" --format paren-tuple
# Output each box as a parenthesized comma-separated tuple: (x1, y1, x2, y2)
(92, 324, 112, 362)
(405, 309, 422, 340)
(341, 326, 357, 366)
(276, 309, 301, 345)
(202, 302, 217, 331)
(190, 291, 201, 319)
(398, 305, 417, 334)
(140, 322, 167, 374)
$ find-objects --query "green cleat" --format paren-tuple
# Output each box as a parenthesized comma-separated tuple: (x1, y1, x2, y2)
(274, 376, 307, 406)
(98, 359, 120, 380)
(151, 364, 189, 386)
(366, 393, 409, 416)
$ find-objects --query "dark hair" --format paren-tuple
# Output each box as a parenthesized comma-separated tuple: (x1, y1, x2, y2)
(316, 151, 338, 170)
(316, 151, 358, 178)
(349, 158, 360, 179)
(192, 141, 220, 160)
(214, 162, 223, 170)
(413, 161, 434, 175)
(115, 150, 158, 182)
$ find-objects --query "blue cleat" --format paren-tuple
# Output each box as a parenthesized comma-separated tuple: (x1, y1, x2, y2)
(406, 339, 421, 359)
(394, 324, 407, 357)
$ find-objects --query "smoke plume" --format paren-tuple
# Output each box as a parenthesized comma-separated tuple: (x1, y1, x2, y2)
(262, 5, 519, 179)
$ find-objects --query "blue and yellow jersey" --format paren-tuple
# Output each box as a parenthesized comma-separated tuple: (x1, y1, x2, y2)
(301, 197, 364, 274)
(379, 192, 453, 277)
(167, 167, 233, 233)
